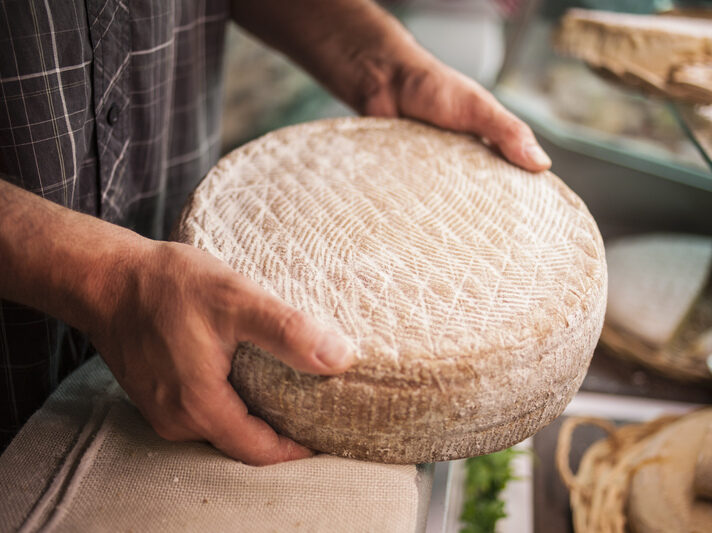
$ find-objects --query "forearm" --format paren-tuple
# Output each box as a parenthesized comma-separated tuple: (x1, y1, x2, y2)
(0, 179, 149, 334)
(230, 0, 425, 114)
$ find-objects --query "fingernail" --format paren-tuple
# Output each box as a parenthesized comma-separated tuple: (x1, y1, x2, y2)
(315, 332, 355, 369)
(525, 144, 551, 168)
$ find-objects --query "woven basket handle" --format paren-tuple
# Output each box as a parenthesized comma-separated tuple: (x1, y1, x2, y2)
(555, 416, 617, 490)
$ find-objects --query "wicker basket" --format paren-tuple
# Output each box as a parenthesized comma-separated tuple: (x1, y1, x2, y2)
(556, 410, 712, 533)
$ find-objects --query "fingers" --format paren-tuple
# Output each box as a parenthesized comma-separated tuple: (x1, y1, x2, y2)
(200, 380, 313, 465)
(397, 63, 551, 172)
(233, 275, 356, 375)
(471, 97, 551, 172)
(446, 76, 551, 172)
(147, 378, 313, 466)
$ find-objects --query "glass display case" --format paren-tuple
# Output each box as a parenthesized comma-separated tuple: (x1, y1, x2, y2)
(495, 3, 712, 189)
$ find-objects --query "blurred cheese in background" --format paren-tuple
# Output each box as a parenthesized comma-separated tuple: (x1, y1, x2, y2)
(496, 5, 712, 177)
(601, 233, 712, 382)
(606, 234, 712, 347)
(554, 9, 712, 104)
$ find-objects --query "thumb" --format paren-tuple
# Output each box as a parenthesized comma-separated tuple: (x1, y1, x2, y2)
(234, 276, 356, 375)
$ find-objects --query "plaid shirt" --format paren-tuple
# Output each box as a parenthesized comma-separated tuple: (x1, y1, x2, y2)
(0, 0, 228, 449)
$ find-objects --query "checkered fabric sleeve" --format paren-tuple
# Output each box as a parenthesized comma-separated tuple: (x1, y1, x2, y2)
(0, 0, 229, 449)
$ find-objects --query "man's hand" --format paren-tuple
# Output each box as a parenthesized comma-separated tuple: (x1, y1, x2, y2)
(364, 57, 552, 172)
(232, 0, 551, 172)
(0, 181, 354, 465)
(90, 242, 355, 465)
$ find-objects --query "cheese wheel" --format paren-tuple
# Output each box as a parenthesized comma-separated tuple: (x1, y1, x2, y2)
(175, 118, 607, 463)
(555, 9, 712, 104)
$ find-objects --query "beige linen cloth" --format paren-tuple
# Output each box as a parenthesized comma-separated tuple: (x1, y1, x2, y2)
(0, 357, 430, 532)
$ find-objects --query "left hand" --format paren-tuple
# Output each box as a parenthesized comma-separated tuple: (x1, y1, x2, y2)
(362, 55, 552, 172)
(232, 0, 551, 173)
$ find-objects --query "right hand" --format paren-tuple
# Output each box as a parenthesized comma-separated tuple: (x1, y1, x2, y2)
(88, 240, 356, 465)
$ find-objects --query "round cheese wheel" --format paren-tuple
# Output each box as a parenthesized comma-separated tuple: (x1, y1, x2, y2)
(176, 118, 607, 463)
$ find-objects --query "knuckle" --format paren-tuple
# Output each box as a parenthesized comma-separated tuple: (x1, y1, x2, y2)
(176, 387, 210, 430)
(501, 119, 530, 142)
(150, 382, 174, 413)
(467, 96, 496, 127)
(148, 385, 200, 439)
(276, 308, 310, 346)
(222, 275, 249, 311)
(152, 241, 185, 270)
(518, 123, 534, 140)
(217, 273, 257, 324)
(151, 419, 184, 441)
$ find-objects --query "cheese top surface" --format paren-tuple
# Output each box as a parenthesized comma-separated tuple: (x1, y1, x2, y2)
(177, 118, 605, 364)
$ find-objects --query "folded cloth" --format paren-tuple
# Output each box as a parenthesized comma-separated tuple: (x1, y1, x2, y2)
(0, 356, 430, 532)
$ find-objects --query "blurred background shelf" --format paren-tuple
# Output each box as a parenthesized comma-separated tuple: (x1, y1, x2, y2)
(496, 10, 712, 184)
(496, 84, 712, 191)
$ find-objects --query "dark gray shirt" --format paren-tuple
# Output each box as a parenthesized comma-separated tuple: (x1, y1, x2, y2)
(0, 0, 228, 447)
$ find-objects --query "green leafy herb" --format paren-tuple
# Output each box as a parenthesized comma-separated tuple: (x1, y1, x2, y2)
(459, 448, 519, 533)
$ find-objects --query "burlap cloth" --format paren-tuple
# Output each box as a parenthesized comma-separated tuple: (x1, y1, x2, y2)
(0, 357, 430, 532)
